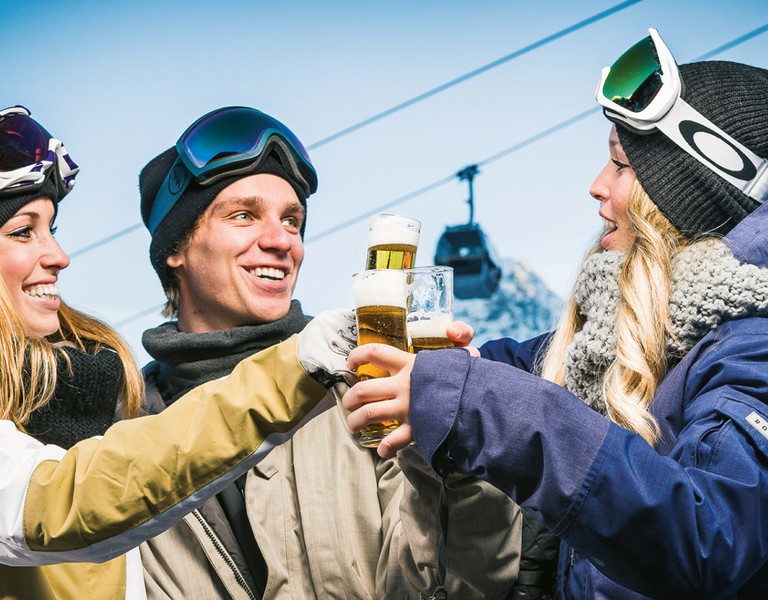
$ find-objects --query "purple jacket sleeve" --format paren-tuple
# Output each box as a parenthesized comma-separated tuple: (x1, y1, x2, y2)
(479, 333, 551, 373)
(410, 349, 609, 522)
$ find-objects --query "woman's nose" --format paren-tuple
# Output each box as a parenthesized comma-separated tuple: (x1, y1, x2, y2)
(42, 235, 70, 272)
(589, 163, 612, 203)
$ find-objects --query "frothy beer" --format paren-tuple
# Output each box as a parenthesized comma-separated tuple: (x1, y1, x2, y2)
(352, 269, 408, 447)
(407, 313, 453, 353)
(367, 214, 420, 270)
(353, 270, 408, 380)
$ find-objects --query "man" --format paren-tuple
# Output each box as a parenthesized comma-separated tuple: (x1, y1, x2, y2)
(137, 106, 525, 598)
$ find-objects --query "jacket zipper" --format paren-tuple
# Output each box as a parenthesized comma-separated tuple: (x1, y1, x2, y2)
(191, 509, 258, 600)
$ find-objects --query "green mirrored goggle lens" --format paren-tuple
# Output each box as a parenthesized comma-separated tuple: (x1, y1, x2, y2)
(603, 36, 664, 113)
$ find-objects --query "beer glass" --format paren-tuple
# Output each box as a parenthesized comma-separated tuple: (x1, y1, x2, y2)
(353, 269, 409, 447)
(367, 214, 421, 270)
(405, 266, 454, 353)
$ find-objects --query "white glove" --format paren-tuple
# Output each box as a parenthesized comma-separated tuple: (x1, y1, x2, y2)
(297, 309, 357, 389)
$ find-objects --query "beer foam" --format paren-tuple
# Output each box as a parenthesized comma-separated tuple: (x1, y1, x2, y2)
(407, 313, 452, 338)
(368, 214, 420, 247)
(353, 270, 408, 308)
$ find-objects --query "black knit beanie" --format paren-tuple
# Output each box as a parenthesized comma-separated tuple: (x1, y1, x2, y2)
(615, 61, 768, 237)
(0, 175, 61, 228)
(140, 143, 312, 292)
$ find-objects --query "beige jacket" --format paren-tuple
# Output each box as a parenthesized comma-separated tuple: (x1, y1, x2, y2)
(140, 397, 522, 599)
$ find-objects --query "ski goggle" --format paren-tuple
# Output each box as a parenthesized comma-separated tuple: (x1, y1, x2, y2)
(0, 106, 79, 198)
(148, 106, 318, 234)
(596, 28, 768, 204)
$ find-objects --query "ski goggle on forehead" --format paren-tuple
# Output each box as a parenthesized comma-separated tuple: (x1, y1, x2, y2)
(148, 106, 318, 234)
(0, 106, 79, 198)
(596, 28, 768, 204)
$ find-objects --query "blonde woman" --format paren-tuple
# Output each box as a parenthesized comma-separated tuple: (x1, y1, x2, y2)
(0, 106, 354, 599)
(343, 44, 768, 598)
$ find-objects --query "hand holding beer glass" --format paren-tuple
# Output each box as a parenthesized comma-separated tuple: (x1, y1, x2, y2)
(352, 213, 422, 448)
(353, 269, 409, 447)
(405, 266, 454, 353)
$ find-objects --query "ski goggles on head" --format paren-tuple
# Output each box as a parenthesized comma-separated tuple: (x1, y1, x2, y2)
(148, 106, 318, 234)
(0, 106, 79, 198)
(596, 28, 768, 204)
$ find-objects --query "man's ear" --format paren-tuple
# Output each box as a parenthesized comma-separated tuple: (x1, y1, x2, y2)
(166, 252, 183, 269)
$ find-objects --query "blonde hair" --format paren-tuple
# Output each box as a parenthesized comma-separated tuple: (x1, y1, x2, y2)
(540, 180, 689, 445)
(0, 274, 143, 430)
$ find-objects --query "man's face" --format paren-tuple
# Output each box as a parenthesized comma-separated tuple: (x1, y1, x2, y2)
(167, 173, 305, 333)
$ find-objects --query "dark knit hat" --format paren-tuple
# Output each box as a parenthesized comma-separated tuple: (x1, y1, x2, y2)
(615, 61, 768, 237)
(140, 142, 313, 292)
(0, 175, 61, 228)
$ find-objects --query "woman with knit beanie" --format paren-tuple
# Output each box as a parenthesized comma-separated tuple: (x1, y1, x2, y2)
(0, 107, 356, 598)
(343, 31, 768, 598)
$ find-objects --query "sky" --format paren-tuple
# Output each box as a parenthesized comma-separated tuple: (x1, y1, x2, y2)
(2, 0, 767, 364)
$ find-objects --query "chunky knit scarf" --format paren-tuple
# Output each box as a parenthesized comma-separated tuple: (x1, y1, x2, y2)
(25, 346, 123, 449)
(565, 241, 768, 413)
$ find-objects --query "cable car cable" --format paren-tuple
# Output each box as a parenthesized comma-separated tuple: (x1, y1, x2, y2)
(106, 26, 768, 326)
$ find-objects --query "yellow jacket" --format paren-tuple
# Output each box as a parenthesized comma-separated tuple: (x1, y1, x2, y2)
(0, 336, 329, 599)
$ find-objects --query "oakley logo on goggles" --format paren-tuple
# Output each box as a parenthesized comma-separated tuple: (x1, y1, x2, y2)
(0, 106, 79, 198)
(596, 28, 768, 204)
(149, 106, 318, 234)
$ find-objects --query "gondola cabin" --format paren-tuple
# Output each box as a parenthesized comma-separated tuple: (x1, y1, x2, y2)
(434, 223, 501, 299)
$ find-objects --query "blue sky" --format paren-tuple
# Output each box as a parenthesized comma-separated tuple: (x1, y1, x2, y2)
(2, 0, 767, 363)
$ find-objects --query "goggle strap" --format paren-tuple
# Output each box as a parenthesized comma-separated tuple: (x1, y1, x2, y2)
(656, 99, 768, 204)
(148, 157, 193, 234)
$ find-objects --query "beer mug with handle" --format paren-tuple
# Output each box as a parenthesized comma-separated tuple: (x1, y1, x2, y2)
(405, 266, 454, 353)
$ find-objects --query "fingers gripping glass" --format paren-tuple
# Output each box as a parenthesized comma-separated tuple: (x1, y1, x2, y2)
(0, 106, 79, 197)
(596, 28, 768, 204)
(148, 106, 318, 234)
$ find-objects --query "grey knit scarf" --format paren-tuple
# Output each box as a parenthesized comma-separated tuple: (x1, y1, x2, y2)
(142, 299, 310, 405)
(565, 241, 768, 413)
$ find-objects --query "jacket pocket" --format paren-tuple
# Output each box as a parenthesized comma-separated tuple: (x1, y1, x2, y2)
(706, 393, 768, 462)
(253, 456, 279, 479)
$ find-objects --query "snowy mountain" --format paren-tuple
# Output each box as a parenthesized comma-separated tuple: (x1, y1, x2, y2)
(453, 258, 562, 346)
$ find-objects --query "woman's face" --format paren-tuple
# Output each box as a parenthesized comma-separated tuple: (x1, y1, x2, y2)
(0, 198, 69, 337)
(589, 126, 638, 251)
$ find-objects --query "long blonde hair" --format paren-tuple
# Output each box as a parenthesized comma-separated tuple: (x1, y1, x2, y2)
(539, 180, 690, 445)
(0, 275, 143, 430)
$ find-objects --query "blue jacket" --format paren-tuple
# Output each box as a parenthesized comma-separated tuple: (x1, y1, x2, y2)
(409, 202, 768, 599)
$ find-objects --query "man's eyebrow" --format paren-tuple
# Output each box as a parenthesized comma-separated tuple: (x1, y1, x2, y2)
(210, 196, 266, 214)
(285, 201, 305, 214)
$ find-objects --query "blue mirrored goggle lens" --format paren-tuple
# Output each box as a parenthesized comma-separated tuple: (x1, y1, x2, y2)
(181, 107, 312, 170)
(603, 36, 664, 113)
(0, 114, 52, 171)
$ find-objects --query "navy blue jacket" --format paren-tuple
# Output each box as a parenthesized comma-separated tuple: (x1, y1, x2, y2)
(409, 202, 768, 599)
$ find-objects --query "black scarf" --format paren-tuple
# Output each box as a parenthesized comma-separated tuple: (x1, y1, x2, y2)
(142, 299, 310, 406)
(25, 346, 123, 449)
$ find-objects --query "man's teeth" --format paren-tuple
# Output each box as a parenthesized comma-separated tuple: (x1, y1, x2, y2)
(24, 284, 59, 298)
(252, 267, 286, 280)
